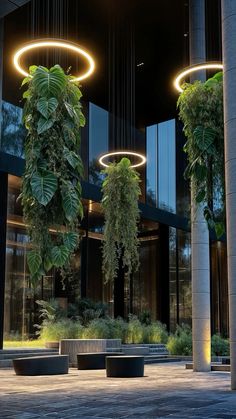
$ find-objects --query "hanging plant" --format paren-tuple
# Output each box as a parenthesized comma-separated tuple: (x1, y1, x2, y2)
(101, 157, 141, 282)
(177, 72, 225, 238)
(20, 64, 85, 283)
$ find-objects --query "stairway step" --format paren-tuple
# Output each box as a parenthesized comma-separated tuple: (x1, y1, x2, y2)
(0, 359, 13, 368)
(0, 351, 59, 363)
(145, 356, 181, 364)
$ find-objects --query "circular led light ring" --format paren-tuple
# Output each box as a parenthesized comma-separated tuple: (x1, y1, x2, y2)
(99, 151, 146, 168)
(13, 40, 95, 82)
(174, 62, 223, 93)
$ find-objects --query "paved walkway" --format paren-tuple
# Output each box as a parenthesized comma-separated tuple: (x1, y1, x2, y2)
(0, 362, 235, 418)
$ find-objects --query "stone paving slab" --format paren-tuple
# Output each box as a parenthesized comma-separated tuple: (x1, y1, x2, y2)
(0, 362, 235, 418)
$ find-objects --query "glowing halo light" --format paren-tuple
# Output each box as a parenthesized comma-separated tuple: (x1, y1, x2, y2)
(98, 151, 147, 168)
(174, 62, 223, 93)
(13, 39, 95, 82)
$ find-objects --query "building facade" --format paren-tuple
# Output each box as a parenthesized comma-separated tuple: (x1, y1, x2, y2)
(0, 0, 228, 348)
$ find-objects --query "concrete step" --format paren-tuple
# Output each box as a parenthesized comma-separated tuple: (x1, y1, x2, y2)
(0, 348, 57, 354)
(145, 356, 181, 364)
(121, 344, 168, 356)
(0, 351, 59, 360)
(0, 349, 59, 368)
(186, 362, 230, 372)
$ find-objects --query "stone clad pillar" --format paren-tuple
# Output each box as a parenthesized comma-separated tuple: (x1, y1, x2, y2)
(221, 0, 236, 390)
(189, 0, 211, 372)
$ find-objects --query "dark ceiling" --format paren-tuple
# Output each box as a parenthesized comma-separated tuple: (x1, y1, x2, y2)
(2, 0, 221, 129)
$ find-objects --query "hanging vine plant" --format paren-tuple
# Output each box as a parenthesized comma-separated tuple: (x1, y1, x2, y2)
(177, 71, 225, 238)
(20, 64, 85, 283)
(101, 157, 141, 282)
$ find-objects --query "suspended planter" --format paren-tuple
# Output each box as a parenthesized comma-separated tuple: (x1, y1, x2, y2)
(99, 153, 145, 283)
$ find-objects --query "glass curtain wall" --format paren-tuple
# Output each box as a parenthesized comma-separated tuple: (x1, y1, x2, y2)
(89, 103, 109, 186)
(169, 226, 191, 331)
(146, 119, 176, 212)
(4, 175, 54, 342)
(211, 241, 228, 336)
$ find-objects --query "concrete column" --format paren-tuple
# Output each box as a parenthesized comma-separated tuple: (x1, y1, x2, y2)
(221, 0, 236, 390)
(189, 0, 211, 372)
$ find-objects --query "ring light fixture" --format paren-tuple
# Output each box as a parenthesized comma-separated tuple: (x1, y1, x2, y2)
(98, 151, 147, 168)
(13, 39, 95, 82)
(174, 62, 223, 93)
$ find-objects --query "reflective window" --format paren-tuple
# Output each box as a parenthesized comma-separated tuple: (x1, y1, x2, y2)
(4, 175, 54, 342)
(0, 101, 26, 157)
(146, 119, 176, 213)
(146, 125, 157, 206)
(89, 103, 108, 186)
(158, 119, 176, 213)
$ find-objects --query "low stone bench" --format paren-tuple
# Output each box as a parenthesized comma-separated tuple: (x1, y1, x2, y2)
(77, 352, 123, 370)
(106, 356, 144, 378)
(13, 355, 69, 376)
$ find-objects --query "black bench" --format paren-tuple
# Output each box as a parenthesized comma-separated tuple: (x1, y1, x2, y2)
(106, 355, 144, 377)
(13, 355, 69, 376)
(77, 352, 123, 370)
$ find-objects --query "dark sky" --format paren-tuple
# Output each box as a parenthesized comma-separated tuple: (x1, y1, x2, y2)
(2, 0, 221, 129)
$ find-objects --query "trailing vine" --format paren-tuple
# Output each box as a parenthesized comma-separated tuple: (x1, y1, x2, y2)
(101, 157, 141, 282)
(21, 65, 85, 283)
(177, 72, 225, 238)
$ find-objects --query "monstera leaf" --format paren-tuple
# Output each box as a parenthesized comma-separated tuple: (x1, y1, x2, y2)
(63, 232, 79, 251)
(63, 147, 83, 170)
(51, 245, 70, 267)
(27, 250, 42, 275)
(30, 171, 58, 206)
(33, 65, 66, 97)
(61, 183, 83, 222)
(37, 116, 55, 134)
(37, 97, 58, 119)
(194, 126, 216, 153)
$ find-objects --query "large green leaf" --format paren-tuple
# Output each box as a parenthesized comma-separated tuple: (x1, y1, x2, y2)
(33, 65, 66, 98)
(193, 126, 216, 153)
(31, 171, 58, 206)
(27, 250, 42, 275)
(215, 222, 225, 239)
(37, 117, 55, 134)
(63, 147, 82, 170)
(61, 183, 82, 221)
(63, 232, 79, 251)
(37, 97, 58, 119)
(51, 245, 70, 267)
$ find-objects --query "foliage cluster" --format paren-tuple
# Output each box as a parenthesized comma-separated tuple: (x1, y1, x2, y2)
(167, 324, 193, 356)
(21, 65, 85, 283)
(36, 303, 168, 344)
(167, 324, 229, 357)
(101, 157, 141, 282)
(177, 72, 225, 237)
(211, 334, 230, 356)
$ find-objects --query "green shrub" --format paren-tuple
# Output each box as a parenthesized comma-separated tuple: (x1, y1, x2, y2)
(82, 319, 111, 339)
(39, 319, 83, 341)
(108, 317, 128, 342)
(211, 334, 229, 356)
(126, 315, 144, 344)
(68, 298, 108, 325)
(143, 321, 168, 344)
(138, 310, 152, 325)
(167, 324, 192, 355)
